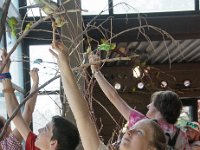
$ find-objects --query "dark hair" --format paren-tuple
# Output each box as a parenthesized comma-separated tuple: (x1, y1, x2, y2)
(51, 115, 80, 150)
(149, 119, 167, 150)
(0, 117, 5, 131)
(152, 90, 182, 124)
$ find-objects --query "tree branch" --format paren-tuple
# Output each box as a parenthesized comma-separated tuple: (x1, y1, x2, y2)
(0, 0, 11, 41)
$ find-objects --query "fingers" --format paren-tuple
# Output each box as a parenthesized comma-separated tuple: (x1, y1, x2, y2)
(49, 48, 58, 58)
(51, 41, 60, 49)
(88, 53, 100, 63)
(2, 51, 7, 61)
(51, 40, 67, 52)
(29, 68, 39, 76)
(31, 68, 39, 72)
(29, 68, 39, 83)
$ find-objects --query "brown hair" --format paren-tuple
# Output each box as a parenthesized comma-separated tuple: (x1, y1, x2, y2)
(149, 119, 167, 150)
(109, 119, 167, 150)
(0, 116, 5, 131)
(151, 90, 182, 124)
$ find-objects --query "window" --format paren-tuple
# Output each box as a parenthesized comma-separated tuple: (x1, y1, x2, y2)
(32, 94, 61, 133)
(29, 45, 59, 91)
(24, 0, 197, 17)
(27, 0, 109, 16)
(81, 0, 109, 15)
(113, 0, 195, 14)
(29, 45, 61, 132)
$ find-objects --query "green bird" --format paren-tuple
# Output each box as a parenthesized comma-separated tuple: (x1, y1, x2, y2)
(34, 0, 65, 27)
(97, 43, 116, 51)
(7, 17, 19, 37)
(24, 22, 33, 33)
(33, 0, 58, 15)
(20, 0, 65, 27)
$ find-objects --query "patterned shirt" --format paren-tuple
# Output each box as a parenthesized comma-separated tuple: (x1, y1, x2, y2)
(129, 109, 190, 150)
(0, 134, 22, 150)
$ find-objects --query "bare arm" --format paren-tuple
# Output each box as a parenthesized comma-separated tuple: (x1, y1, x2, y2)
(22, 68, 39, 123)
(2, 52, 31, 141)
(89, 54, 133, 121)
(12, 68, 39, 142)
(50, 42, 100, 150)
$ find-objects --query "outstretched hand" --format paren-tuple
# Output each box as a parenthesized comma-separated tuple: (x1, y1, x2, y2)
(0, 50, 11, 73)
(88, 53, 101, 74)
(29, 68, 39, 84)
(50, 41, 68, 59)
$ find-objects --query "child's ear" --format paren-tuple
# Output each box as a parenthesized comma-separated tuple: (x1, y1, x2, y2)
(50, 139, 58, 149)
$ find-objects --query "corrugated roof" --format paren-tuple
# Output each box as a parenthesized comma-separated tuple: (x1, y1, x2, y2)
(106, 38, 200, 65)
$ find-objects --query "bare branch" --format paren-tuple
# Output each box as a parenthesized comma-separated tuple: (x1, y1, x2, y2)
(0, 0, 11, 41)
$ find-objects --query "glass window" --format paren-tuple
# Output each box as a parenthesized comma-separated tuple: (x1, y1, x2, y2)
(32, 94, 61, 133)
(0, 1, 20, 18)
(29, 45, 60, 91)
(113, 0, 195, 14)
(30, 45, 61, 133)
(26, 0, 57, 17)
(81, 0, 109, 15)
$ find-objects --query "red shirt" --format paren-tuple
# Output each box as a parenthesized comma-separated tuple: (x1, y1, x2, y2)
(25, 132, 40, 150)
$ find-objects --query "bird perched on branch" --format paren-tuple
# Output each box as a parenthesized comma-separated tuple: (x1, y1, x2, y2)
(33, 0, 59, 15)
(7, 16, 19, 37)
(20, 0, 65, 27)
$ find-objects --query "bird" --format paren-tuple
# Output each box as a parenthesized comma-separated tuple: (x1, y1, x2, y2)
(33, 0, 59, 15)
(20, 0, 66, 27)
(7, 16, 19, 37)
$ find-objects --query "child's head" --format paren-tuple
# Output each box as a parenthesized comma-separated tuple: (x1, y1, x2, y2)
(146, 90, 182, 124)
(119, 119, 166, 150)
(35, 115, 80, 150)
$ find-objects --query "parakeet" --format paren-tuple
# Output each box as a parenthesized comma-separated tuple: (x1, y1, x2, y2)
(21, 0, 65, 27)
(33, 0, 58, 15)
(24, 21, 33, 33)
(7, 17, 18, 37)
(37, 0, 66, 27)
(97, 43, 116, 51)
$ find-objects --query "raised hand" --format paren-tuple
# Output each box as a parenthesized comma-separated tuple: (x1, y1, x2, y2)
(0, 50, 11, 73)
(88, 53, 101, 74)
(49, 41, 69, 67)
(29, 68, 39, 85)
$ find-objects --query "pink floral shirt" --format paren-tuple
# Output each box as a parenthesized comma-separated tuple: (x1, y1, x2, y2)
(0, 133, 22, 150)
(129, 109, 190, 150)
